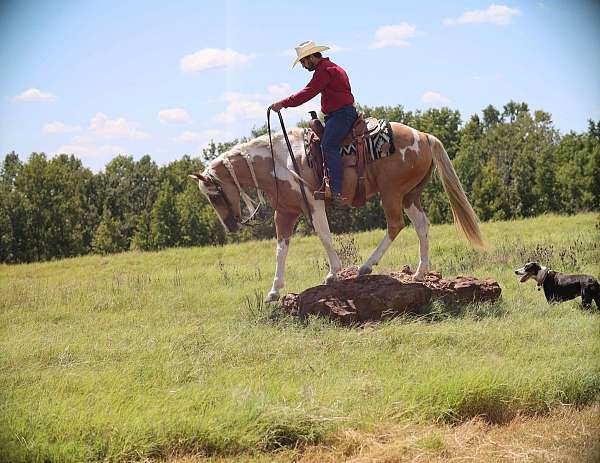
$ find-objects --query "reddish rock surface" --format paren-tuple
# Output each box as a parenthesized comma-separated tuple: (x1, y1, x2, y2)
(281, 266, 502, 324)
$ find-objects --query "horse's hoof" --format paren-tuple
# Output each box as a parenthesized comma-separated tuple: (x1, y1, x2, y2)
(264, 292, 280, 303)
(358, 265, 372, 276)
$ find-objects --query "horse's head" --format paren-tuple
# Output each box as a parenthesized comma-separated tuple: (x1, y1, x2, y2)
(189, 170, 242, 233)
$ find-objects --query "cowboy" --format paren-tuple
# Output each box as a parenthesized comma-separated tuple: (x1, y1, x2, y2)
(270, 40, 357, 204)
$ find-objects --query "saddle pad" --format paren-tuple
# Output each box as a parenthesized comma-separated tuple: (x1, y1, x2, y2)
(340, 119, 395, 160)
(303, 119, 396, 164)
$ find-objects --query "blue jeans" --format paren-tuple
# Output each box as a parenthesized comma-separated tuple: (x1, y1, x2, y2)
(322, 105, 358, 194)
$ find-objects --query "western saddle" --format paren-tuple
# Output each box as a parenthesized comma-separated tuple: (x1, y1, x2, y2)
(306, 111, 370, 207)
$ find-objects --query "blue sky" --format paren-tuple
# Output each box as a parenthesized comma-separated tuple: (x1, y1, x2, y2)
(1, 0, 599, 171)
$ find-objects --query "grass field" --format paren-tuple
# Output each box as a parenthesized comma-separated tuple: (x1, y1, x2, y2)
(1, 213, 599, 462)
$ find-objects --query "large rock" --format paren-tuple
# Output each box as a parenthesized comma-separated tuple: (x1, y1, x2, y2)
(281, 266, 501, 324)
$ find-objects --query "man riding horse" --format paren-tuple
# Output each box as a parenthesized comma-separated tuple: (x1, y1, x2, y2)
(191, 41, 484, 301)
(270, 40, 356, 206)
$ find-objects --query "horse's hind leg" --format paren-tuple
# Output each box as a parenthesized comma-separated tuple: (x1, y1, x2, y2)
(358, 192, 405, 276)
(403, 197, 430, 280)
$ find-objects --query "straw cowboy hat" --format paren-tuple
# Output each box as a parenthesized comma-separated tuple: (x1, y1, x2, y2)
(292, 40, 330, 67)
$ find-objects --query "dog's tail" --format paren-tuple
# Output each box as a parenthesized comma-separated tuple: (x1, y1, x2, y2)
(428, 134, 486, 249)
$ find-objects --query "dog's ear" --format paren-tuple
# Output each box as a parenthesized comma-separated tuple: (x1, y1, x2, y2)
(525, 262, 540, 273)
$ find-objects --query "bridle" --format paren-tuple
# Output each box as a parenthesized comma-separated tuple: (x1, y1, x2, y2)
(204, 157, 264, 228)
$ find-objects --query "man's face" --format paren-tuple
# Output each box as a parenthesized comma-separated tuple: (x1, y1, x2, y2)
(300, 56, 318, 71)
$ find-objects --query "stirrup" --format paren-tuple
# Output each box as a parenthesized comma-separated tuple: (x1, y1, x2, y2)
(313, 178, 331, 201)
(314, 188, 347, 204)
(314, 189, 327, 200)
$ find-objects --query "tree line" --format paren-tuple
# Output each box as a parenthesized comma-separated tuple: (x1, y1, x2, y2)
(1, 101, 599, 264)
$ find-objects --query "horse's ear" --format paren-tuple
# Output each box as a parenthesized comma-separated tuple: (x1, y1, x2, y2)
(189, 173, 205, 181)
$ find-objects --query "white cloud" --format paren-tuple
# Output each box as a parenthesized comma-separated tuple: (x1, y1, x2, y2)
(56, 140, 128, 159)
(175, 129, 224, 144)
(158, 108, 192, 124)
(88, 112, 149, 140)
(214, 83, 318, 125)
(215, 92, 265, 124)
(421, 91, 451, 106)
(370, 23, 417, 48)
(180, 48, 254, 73)
(328, 44, 349, 53)
(444, 4, 521, 26)
(43, 121, 81, 134)
(266, 83, 292, 97)
(53, 112, 149, 165)
(12, 88, 57, 102)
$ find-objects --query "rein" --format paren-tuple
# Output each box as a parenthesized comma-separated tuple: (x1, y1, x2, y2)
(267, 107, 314, 228)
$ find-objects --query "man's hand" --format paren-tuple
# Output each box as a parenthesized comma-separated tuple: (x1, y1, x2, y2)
(270, 101, 284, 112)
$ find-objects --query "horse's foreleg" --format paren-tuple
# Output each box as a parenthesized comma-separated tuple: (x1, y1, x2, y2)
(404, 203, 430, 280)
(266, 211, 299, 302)
(312, 202, 342, 284)
(359, 194, 404, 276)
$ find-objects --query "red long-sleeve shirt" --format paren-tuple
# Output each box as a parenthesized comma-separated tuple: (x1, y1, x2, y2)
(279, 58, 355, 114)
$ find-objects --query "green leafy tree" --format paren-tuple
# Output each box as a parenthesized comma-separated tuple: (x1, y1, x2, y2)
(150, 180, 180, 248)
(472, 158, 511, 221)
(202, 140, 240, 163)
(96, 155, 137, 250)
(176, 184, 213, 246)
(92, 207, 127, 254)
(160, 156, 204, 195)
(534, 149, 560, 213)
(502, 100, 529, 123)
(130, 210, 154, 251)
(415, 107, 462, 158)
(0, 195, 14, 262)
(482, 104, 501, 130)
(1, 152, 22, 190)
(12, 153, 95, 261)
(356, 103, 417, 126)
(555, 133, 595, 212)
(510, 150, 537, 217)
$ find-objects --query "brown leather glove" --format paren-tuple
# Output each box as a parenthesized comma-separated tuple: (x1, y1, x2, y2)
(270, 101, 284, 112)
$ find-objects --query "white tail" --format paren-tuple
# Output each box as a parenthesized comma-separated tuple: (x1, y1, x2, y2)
(428, 135, 485, 249)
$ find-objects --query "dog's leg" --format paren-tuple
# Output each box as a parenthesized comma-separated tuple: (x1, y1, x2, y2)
(581, 287, 593, 310)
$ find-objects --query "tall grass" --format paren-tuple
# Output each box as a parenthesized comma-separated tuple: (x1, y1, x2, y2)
(0, 213, 599, 462)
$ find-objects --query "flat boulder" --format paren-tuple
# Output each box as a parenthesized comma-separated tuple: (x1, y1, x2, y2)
(281, 266, 501, 324)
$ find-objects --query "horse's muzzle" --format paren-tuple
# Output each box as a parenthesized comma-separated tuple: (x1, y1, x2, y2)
(225, 215, 239, 232)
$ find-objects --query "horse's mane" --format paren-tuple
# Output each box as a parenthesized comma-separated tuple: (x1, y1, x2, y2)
(205, 127, 304, 173)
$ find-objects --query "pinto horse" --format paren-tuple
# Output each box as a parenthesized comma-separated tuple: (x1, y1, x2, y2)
(189, 121, 484, 302)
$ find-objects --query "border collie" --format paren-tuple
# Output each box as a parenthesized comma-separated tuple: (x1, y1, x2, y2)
(515, 262, 600, 310)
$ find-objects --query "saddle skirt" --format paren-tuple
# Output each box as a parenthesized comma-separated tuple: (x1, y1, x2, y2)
(303, 115, 396, 207)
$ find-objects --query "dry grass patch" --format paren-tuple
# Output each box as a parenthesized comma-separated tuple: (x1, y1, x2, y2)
(163, 404, 600, 463)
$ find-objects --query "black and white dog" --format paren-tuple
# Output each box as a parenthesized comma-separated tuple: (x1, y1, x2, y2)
(515, 262, 600, 310)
